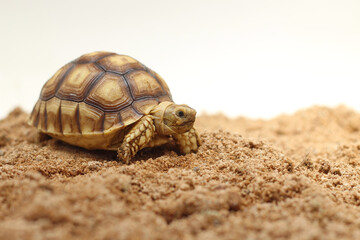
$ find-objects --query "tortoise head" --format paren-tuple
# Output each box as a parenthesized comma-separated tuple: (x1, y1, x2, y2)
(151, 102, 196, 135)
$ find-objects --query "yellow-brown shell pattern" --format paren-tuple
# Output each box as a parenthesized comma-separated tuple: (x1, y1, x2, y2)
(29, 51, 173, 136)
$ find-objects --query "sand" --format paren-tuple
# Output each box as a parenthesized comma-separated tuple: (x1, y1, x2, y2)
(1, 106, 360, 240)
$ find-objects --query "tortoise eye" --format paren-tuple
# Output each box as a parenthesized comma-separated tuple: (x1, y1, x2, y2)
(177, 111, 185, 118)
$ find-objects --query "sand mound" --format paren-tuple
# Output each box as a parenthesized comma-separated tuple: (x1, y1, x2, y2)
(1, 106, 360, 239)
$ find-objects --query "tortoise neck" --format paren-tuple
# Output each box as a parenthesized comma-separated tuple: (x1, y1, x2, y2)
(150, 101, 174, 135)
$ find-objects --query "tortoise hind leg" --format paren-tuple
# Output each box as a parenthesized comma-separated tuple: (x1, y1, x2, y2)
(117, 115, 155, 164)
(30, 131, 50, 143)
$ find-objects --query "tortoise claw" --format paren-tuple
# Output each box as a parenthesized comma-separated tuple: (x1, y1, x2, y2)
(117, 146, 131, 164)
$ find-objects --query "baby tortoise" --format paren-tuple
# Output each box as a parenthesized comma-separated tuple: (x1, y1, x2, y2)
(28, 51, 201, 163)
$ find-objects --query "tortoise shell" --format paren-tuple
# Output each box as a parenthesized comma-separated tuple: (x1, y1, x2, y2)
(28, 51, 173, 149)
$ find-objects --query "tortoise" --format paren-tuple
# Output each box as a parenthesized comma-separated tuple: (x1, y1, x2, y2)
(28, 51, 201, 164)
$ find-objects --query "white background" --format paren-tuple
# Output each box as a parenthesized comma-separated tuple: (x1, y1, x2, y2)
(1, 0, 359, 119)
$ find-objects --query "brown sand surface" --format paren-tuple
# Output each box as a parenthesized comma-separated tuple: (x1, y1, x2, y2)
(1, 106, 360, 240)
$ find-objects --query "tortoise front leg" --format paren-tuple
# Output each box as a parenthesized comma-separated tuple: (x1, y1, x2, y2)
(173, 127, 201, 155)
(117, 115, 155, 164)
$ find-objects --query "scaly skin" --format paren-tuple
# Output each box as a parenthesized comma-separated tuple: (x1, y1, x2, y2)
(173, 128, 201, 154)
(117, 115, 155, 164)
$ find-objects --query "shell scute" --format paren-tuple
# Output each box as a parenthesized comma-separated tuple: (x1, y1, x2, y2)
(78, 102, 105, 134)
(103, 112, 122, 132)
(76, 51, 115, 63)
(97, 54, 144, 74)
(56, 63, 103, 102)
(29, 100, 41, 127)
(85, 73, 132, 111)
(41, 63, 73, 100)
(45, 98, 61, 133)
(133, 98, 159, 115)
(60, 100, 81, 135)
(125, 70, 164, 99)
(119, 106, 142, 127)
(149, 69, 172, 99)
(38, 101, 47, 131)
